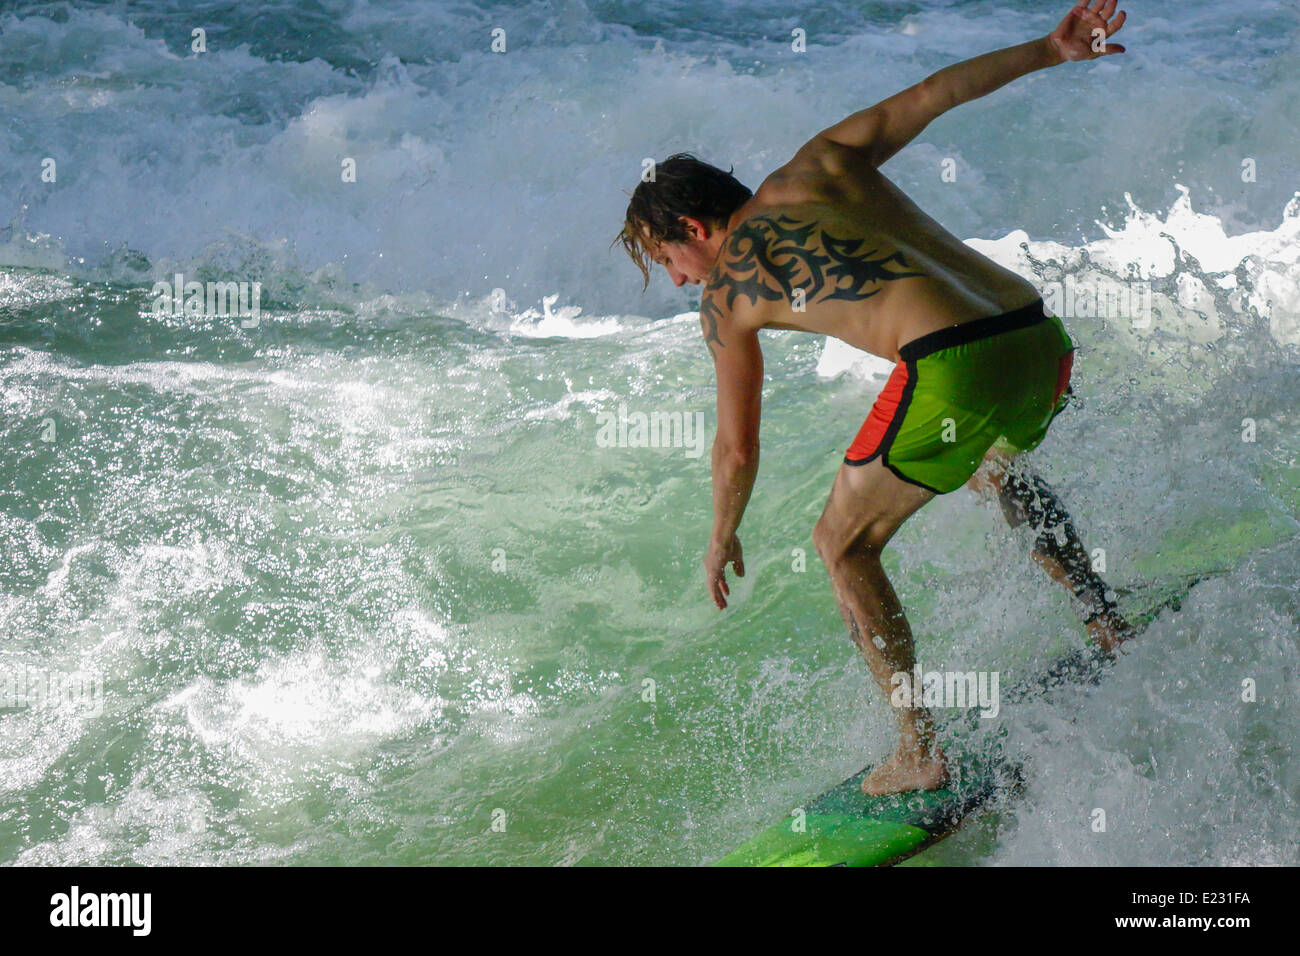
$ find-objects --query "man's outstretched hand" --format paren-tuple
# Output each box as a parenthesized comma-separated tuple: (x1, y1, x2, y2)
(1049, 0, 1127, 62)
(705, 533, 744, 610)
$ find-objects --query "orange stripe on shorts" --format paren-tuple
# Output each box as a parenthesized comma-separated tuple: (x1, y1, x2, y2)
(846, 362, 910, 462)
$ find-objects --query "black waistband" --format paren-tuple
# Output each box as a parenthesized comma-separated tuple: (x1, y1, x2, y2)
(898, 298, 1049, 362)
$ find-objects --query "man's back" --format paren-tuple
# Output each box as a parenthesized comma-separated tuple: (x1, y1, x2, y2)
(708, 138, 1042, 361)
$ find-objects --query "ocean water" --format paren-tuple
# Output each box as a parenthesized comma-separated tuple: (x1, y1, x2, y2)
(0, 0, 1297, 866)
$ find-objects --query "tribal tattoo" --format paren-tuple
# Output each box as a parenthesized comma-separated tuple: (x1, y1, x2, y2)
(699, 214, 925, 359)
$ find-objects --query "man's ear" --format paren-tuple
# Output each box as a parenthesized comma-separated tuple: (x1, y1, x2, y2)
(680, 216, 709, 241)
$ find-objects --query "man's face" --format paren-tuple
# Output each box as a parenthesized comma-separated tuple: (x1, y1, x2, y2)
(649, 218, 721, 288)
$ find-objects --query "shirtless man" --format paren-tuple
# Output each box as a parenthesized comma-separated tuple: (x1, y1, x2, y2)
(615, 1, 1131, 794)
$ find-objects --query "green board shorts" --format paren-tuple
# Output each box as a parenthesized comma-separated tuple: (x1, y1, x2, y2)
(844, 298, 1076, 494)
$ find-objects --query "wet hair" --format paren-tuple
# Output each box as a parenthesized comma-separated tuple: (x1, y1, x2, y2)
(613, 152, 753, 290)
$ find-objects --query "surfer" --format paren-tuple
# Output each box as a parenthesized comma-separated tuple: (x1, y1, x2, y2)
(616, 1, 1131, 795)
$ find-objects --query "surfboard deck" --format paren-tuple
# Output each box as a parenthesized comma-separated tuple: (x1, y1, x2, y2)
(713, 572, 1219, 867)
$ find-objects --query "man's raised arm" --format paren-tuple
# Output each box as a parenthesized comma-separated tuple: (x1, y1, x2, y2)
(813, 1, 1128, 167)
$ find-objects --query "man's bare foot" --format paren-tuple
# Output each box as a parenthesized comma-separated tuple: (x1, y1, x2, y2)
(861, 747, 949, 795)
(1087, 611, 1136, 654)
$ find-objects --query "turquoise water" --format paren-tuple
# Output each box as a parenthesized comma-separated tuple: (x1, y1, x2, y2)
(1, 0, 1298, 865)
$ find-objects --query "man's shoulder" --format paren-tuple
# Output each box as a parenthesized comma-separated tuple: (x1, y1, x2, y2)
(754, 138, 884, 208)
(699, 240, 770, 336)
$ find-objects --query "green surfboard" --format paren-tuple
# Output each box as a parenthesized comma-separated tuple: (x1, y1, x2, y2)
(714, 572, 1220, 867)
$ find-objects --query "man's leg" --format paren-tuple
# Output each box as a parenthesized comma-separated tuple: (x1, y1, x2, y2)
(813, 457, 943, 796)
(967, 448, 1133, 651)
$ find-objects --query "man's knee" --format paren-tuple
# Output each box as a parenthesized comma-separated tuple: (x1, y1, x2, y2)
(811, 515, 840, 564)
(967, 449, 1045, 531)
(813, 514, 886, 569)
(967, 446, 1014, 499)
